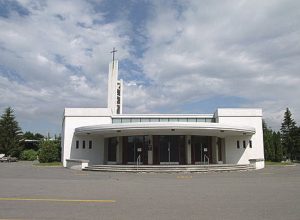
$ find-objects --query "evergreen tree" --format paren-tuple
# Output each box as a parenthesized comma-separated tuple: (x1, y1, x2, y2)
(291, 126, 300, 161)
(263, 120, 275, 161)
(0, 107, 23, 157)
(273, 131, 283, 162)
(280, 108, 297, 160)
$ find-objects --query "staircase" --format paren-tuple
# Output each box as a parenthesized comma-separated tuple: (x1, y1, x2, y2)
(83, 164, 255, 173)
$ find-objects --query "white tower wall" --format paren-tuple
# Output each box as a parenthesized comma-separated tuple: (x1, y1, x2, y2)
(107, 60, 122, 114)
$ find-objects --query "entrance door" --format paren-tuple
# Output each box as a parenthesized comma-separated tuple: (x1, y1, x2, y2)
(159, 136, 182, 164)
(159, 136, 170, 163)
(191, 136, 212, 164)
(107, 137, 117, 163)
(126, 136, 148, 164)
(127, 136, 143, 164)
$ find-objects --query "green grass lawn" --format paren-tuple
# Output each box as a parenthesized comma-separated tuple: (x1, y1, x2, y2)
(265, 161, 294, 165)
(33, 162, 62, 166)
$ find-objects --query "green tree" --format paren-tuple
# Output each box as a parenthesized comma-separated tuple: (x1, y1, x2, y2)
(38, 140, 61, 163)
(291, 126, 300, 161)
(0, 107, 23, 157)
(20, 149, 38, 161)
(23, 131, 44, 140)
(280, 108, 297, 160)
(263, 120, 275, 161)
(273, 131, 283, 162)
(23, 131, 36, 140)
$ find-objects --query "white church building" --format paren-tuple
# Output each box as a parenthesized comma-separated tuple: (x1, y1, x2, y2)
(61, 58, 265, 170)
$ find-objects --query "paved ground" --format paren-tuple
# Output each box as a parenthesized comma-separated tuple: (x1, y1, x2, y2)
(0, 162, 299, 220)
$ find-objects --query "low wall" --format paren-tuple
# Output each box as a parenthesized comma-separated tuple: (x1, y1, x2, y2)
(249, 158, 265, 170)
(66, 159, 89, 170)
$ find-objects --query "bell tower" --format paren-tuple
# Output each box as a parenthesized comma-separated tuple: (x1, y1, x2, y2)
(107, 48, 123, 114)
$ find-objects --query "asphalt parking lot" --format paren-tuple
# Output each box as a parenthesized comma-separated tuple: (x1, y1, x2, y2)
(0, 162, 299, 220)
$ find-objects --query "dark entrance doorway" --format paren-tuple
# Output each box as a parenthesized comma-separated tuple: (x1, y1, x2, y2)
(107, 137, 117, 162)
(191, 136, 212, 164)
(124, 136, 149, 164)
(154, 135, 185, 165)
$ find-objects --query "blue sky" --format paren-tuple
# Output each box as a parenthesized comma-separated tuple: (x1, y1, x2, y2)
(0, 0, 300, 136)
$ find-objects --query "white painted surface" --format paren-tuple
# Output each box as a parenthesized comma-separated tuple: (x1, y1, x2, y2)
(148, 135, 153, 165)
(66, 159, 89, 170)
(75, 122, 255, 137)
(107, 61, 119, 115)
(255, 161, 265, 169)
(62, 108, 112, 167)
(186, 135, 191, 164)
(216, 108, 264, 168)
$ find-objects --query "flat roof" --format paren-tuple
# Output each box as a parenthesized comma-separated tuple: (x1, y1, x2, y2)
(75, 122, 255, 137)
(112, 114, 214, 118)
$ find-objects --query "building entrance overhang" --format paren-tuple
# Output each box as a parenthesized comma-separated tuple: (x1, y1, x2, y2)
(75, 122, 255, 137)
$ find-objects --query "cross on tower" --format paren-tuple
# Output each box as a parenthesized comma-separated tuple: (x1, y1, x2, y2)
(111, 47, 117, 69)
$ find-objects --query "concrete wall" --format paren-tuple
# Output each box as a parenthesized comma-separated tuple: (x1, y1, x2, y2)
(62, 108, 112, 167)
(216, 108, 264, 168)
(70, 134, 104, 166)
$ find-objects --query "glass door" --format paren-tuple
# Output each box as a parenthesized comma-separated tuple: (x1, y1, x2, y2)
(191, 136, 211, 164)
(127, 136, 144, 164)
(159, 136, 169, 163)
(159, 136, 180, 164)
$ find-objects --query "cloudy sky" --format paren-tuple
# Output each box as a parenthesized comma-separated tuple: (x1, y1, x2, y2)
(0, 0, 299, 136)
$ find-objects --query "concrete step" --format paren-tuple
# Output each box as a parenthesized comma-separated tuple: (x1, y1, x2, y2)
(88, 164, 251, 169)
(83, 164, 255, 173)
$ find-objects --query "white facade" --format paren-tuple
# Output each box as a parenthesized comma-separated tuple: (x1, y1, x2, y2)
(61, 60, 264, 169)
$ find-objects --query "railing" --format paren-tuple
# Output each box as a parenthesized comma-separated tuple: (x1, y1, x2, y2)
(136, 155, 141, 172)
(204, 155, 210, 165)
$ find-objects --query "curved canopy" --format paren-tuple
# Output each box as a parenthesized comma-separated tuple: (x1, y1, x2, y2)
(75, 122, 255, 137)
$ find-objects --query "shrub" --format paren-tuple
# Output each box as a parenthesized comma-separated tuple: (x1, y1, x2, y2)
(38, 140, 61, 163)
(20, 149, 38, 161)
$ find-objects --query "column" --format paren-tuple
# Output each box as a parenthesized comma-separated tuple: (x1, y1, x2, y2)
(148, 135, 153, 165)
(186, 135, 191, 164)
(211, 136, 217, 164)
(116, 136, 123, 164)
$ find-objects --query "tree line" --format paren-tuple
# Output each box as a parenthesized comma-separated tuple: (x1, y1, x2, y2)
(264, 108, 300, 162)
(0, 107, 61, 163)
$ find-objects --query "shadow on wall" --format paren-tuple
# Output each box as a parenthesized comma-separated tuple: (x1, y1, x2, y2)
(70, 135, 104, 165)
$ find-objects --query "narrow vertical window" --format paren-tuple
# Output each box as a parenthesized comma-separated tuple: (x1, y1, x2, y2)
(82, 140, 86, 149)
(237, 140, 240, 149)
(249, 140, 252, 148)
(243, 140, 246, 148)
(76, 140, 79, 149)
(89, 140, 92, 149)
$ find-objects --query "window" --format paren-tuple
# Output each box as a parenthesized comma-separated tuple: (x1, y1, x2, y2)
(82, 140, 86, 149)
(112, 118, 121, 123)
(237, 140, 240, 149)
(178, 118, 187, 122)
(141, 118, 150, 122)
(131, 118, 141, 123)
(187, 118, 197, 122)
(249, 140, 252, 148)
(159, 118, 169, 122)
(76, 140, 79, 149)
(243, 140, 246, 148)
(89, 140, 92, 149)
(149, 118, 159, 122)
(121, 118, 131, 123)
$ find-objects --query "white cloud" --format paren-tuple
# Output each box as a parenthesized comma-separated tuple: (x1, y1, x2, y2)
(130, 0, 300, 130)
(0, 0, 299, 134)
(0, 0, 130, 134)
